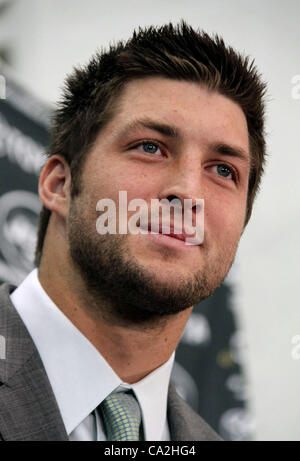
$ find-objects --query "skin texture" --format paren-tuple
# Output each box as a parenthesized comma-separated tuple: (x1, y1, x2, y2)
(38, 77, 250, 383)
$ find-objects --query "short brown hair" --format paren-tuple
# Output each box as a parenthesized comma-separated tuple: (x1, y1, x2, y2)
(35, 21, 267, 266)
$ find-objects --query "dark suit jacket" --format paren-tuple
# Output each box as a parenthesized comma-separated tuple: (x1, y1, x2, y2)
(0, 283, 221, 441)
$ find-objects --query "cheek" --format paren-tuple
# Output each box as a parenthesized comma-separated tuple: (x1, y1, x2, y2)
(108, 159, 159, 200)
(86, 161, 160, 223)
(205, 194, 246, 244)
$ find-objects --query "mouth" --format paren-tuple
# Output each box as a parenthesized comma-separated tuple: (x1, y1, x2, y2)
(159, 228, 191, 242)
(138, 222, 201, 250)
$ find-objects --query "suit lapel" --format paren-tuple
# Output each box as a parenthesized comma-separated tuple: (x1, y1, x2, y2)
(167, 381, 221, 441)
(0, 283, 68, 441)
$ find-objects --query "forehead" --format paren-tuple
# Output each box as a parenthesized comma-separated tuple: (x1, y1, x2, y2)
(107, 77, 249, 151)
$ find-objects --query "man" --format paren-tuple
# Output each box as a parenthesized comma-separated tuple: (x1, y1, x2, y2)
(0, 22, 266, 441)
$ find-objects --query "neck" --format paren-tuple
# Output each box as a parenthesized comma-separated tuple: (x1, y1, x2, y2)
(38, 260, 192, 384)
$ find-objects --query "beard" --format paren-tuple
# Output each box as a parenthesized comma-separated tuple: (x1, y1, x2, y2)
(67, 198, 238, 326)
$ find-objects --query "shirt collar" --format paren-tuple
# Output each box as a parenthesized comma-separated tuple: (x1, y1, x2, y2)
(131, 353, 174, 440)
(10, 269, 174, 439)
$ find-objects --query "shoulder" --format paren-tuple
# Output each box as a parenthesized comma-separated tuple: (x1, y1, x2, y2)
(0, 282, 18, 328)
(0, 281, 40, 381)
(0, 281, 22, 334)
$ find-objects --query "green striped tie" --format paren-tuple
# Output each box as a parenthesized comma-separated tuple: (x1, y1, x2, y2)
(100, 391, 143, 441)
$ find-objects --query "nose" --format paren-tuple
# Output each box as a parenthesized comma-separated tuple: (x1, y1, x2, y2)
(158, 155, 204, 211)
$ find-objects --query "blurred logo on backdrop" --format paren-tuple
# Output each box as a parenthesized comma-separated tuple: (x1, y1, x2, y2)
(0, 190, 41, 284)
(0, 62, 50, 284)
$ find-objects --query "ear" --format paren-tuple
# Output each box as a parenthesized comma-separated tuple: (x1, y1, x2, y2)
(38, 155, 71, 219)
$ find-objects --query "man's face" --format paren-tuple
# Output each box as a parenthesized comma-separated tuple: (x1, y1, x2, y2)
(68, 77, 250, 325)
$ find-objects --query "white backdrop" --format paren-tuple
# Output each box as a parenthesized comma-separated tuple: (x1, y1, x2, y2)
(0, 0, 299, 441)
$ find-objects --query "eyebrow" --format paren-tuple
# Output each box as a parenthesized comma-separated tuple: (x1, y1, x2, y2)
(120, 118, 250, 164)
(211, 143, 250, 165)
(119, 118, 180, 140)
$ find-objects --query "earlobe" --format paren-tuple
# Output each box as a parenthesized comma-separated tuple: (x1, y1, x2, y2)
(38, 156, 71, 218)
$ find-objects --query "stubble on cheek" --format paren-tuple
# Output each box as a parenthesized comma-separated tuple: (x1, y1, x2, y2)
(67, 192, 242, 326)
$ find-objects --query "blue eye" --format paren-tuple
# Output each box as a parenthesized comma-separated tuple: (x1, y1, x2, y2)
(141, 142, 160, 154)
(216, 164, 234, 179)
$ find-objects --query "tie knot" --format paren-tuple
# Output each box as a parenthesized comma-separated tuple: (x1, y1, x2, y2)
(100, 391, 143, 441)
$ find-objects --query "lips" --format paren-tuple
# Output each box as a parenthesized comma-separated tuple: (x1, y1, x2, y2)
(167, 232, 185, 241)
(146, 223, 195, 242)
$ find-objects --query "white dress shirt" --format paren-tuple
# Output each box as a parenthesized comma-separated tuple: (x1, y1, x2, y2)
(10, 269, 175, 441)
